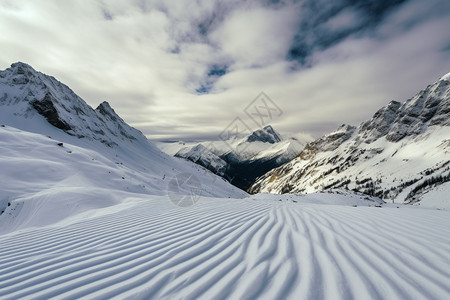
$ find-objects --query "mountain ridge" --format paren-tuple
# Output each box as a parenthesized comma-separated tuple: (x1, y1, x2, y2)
(0, 62, 145, 147)
(0, 62, 247, 219)
(249, 74, 450, 207)
(158, 125, 306, 190)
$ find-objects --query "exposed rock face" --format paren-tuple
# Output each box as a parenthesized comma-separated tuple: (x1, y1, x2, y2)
(96, 101, 118, 122)
(359, 101, 402, 143)
(359, 80, 450, 143)
(246, 125, 282, 144)
(0, 62, 145, 147)
(173, 126, 306, 191)
(249, 75, 450, 205)
(30, 93, 72, 131)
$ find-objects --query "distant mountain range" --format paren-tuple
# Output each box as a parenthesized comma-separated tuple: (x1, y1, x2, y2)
(250, 74, 450, 206)
(157, 125, 306, 190)
(1, 63, 448, 300)
(1, 62, 448, 208)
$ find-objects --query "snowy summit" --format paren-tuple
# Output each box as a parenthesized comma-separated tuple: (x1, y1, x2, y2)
(441, 71, 450, 82)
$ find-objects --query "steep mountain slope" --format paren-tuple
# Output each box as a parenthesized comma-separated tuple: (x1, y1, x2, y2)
(250, 75, 450, 207)
(0, 62, 247, 230)
(158, 126, 306, 190)
(0, 62, 143, 147)
(174, 144, 229, 176)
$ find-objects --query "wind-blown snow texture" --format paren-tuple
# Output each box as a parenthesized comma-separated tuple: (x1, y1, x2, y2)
(0, 194, 449, 299)
(1, 63, 449, 300)
(250, 77, 450, 208)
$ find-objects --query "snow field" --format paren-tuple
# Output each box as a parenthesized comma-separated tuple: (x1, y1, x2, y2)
(0, 195, 449, 300)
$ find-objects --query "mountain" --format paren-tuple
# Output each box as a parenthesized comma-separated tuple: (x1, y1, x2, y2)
(0, 63, 144, 146)
(175, 144, 228, 176)
(157, 125, 306, 191)
(250, 75, 450, 207)
(0, 62, 247, 230)
(1, 63, 449, 299)
(246, 125, 282, 143)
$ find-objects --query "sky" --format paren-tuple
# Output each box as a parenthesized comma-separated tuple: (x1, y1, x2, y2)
(1, 0, 450, 142)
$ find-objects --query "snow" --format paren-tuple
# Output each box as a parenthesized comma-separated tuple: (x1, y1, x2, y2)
(0, 192, 449, 299)
(251, 78, 450, 207)
(0, 125, 246, 232)
(155, 141, 200, 156)
(157, 129, 305, 164)
(175, 144, 228, 176)
(156, 129, 306, 190)
(417, 182, 450, 209)
(1, 63, 449, 299)
(440, 71, 450, 82)
(0, 126, 449, 300)
(253, 126, 450, 207)
(1, 124, 448, 299)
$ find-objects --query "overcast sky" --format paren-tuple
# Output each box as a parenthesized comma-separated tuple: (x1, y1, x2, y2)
(1, 0, 450, 141)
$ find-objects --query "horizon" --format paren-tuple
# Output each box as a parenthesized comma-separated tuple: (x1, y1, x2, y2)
(1, 0, 450, 141)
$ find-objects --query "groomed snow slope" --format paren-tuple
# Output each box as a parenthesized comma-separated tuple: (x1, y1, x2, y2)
(0, 194, 449, 300)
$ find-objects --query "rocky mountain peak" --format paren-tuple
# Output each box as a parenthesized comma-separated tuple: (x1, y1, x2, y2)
(0, 63, 145, 147)
(385, 79, 449, 141)
(96, 101, 119, 122)
(0, 62, 39, 85)
(358, 78, 450, 143)
(249, 73, 450, 205)
(10, 62, 36, 74)
(246, 125, 282, 144)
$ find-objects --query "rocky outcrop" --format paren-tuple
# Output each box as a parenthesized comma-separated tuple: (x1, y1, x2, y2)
(246, 125, 282, 144)
(30, 92, 72, 131)
(0, 62, 145, 147)
(249, 74, 450, 205)
(174, 125, 306, 191)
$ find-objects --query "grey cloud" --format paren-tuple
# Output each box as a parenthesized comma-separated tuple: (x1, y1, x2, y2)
(0, 0, 449, 141)
(287, 0, 410, 65)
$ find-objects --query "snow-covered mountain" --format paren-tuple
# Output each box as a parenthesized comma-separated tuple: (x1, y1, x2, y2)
(1, 63, 449, 300)
(250, 75, 450, 207)
(0, 62, 247, 230)
(157, 125, 306, 190)
(174, 144, 229, 176)
(0, 62, 145, 147)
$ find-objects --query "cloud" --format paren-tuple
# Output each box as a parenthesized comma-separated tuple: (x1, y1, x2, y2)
(323, 8, 363, 31)
(209, 5, 299, 68)
(287, 0, 410, 64)
(0, 0, 449, 142)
